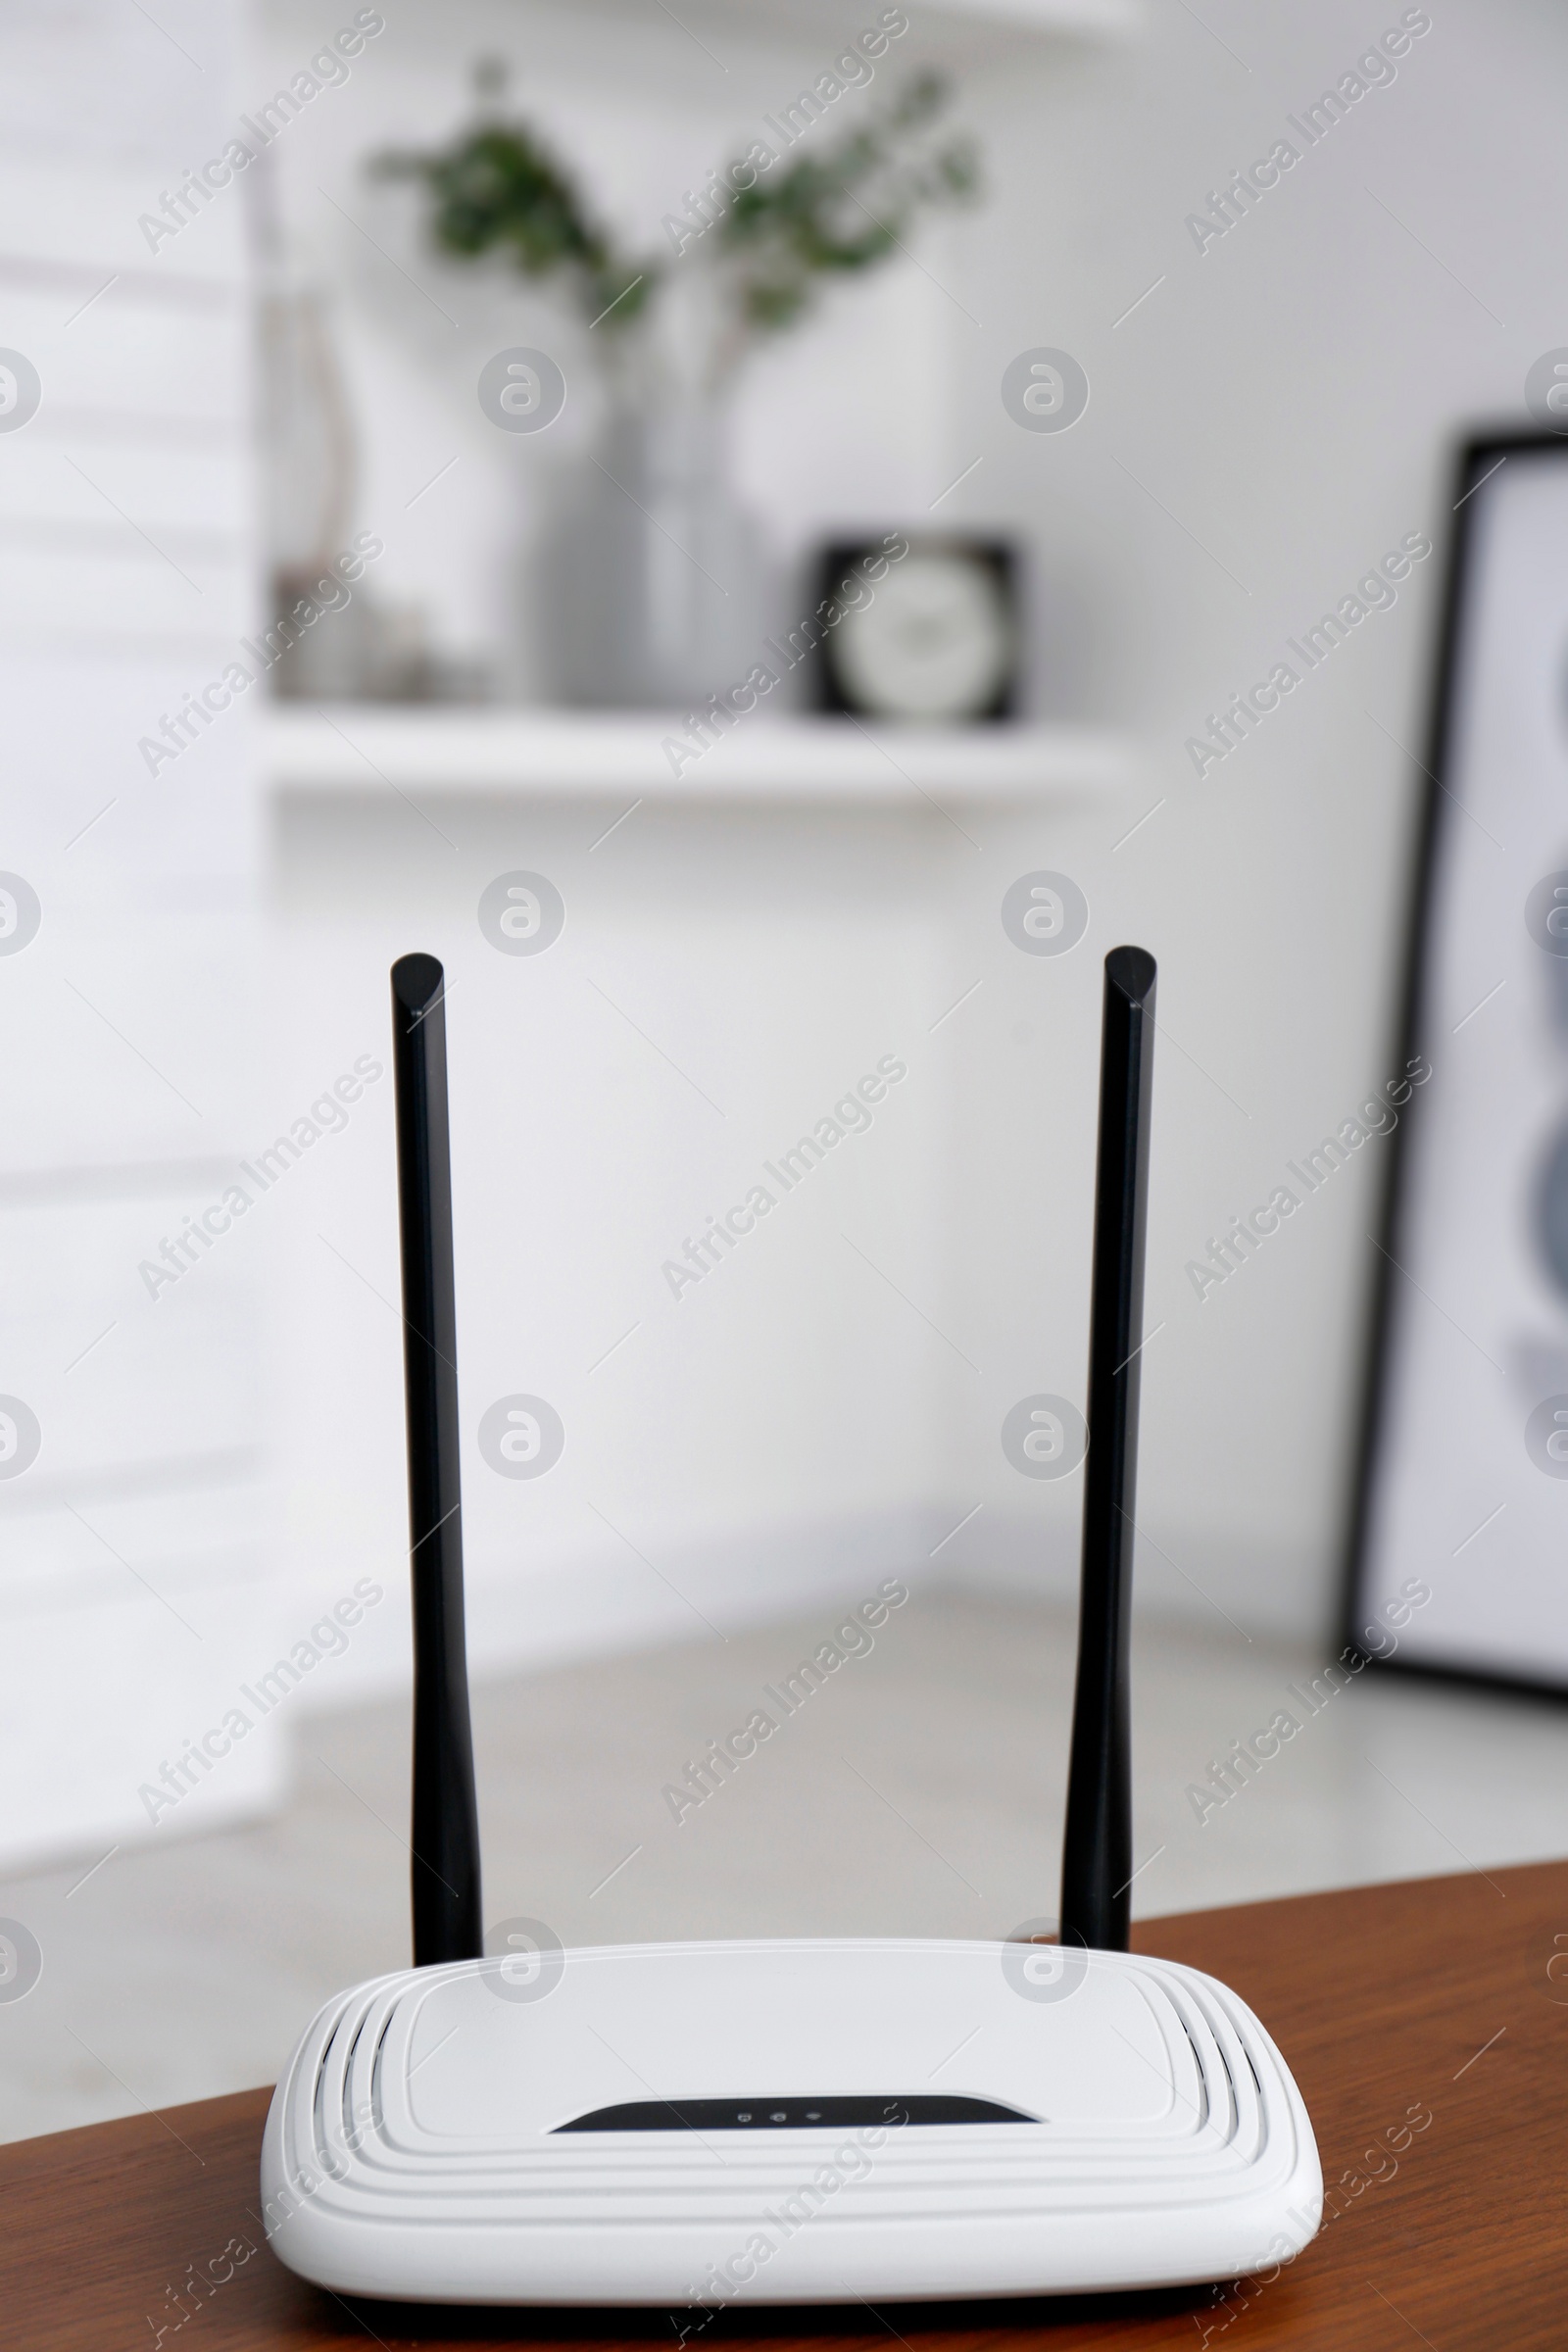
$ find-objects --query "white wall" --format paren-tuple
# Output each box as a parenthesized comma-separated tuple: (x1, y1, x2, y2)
(938, 0, 1565, 1638)
(15, 0, 1546, 1875)
(240, 0, 1568, 1738)
(269, 782, 977, 1704)
(0, 0, 281, 1870)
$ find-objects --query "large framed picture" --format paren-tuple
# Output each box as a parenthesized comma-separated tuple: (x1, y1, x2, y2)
(1348, 430, 1568, 1694)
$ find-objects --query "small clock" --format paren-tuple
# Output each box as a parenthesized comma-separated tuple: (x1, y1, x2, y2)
(813, 536, 1019, 722)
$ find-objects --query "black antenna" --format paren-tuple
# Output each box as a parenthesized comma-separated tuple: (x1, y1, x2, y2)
(391, 954, 483, 1967)
(1060, 946, 1157, 1953)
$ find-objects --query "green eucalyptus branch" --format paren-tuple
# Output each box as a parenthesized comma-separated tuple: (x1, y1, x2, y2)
(715, 74, 979, 342)
(370, 63, 657, 332)
(368, 64, 978, 375)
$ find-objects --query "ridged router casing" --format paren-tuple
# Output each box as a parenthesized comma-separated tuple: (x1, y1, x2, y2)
(261, 1937, 1322, 2306)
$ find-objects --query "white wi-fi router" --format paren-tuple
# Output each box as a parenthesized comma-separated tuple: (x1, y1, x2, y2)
(263, 947, 1322, 2309)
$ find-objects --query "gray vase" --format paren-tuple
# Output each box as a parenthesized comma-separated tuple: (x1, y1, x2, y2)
(540, 396, 768, 710)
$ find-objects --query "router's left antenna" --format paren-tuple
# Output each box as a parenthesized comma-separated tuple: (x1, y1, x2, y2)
(392, 954, 483, 1966)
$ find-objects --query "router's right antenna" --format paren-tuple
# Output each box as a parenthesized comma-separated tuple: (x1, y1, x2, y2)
(391, 954, 483, 1968)
(1060, 946, 1157, 1954)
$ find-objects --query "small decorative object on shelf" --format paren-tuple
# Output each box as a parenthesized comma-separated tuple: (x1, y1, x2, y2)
(371, 65, 979, 710)
(812, 536, 1019, 721)
(256, 177, 491, 705)
(257, 260, 371, 702)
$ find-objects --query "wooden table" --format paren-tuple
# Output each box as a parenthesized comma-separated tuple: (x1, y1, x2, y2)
(5, 1862, 1565, 2349)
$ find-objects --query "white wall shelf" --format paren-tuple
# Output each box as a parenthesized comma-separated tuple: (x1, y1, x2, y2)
(268, 0, 1140, 45)
(711, 0, 1140, 38)
(265, 708, 1136, 804)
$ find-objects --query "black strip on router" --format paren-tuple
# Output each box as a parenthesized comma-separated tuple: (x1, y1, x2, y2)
(553, 2094, 1040, 2133)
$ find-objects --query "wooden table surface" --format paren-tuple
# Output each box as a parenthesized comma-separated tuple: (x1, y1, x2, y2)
(5, 1861, 1566, 2350)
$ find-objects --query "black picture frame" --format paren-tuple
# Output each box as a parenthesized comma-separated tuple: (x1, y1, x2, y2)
(811, 536, 1019, 720)
(1344, 427, 1568, 1702)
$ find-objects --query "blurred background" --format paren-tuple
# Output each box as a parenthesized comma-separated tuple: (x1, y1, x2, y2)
(5, 0, 1568, 2142)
